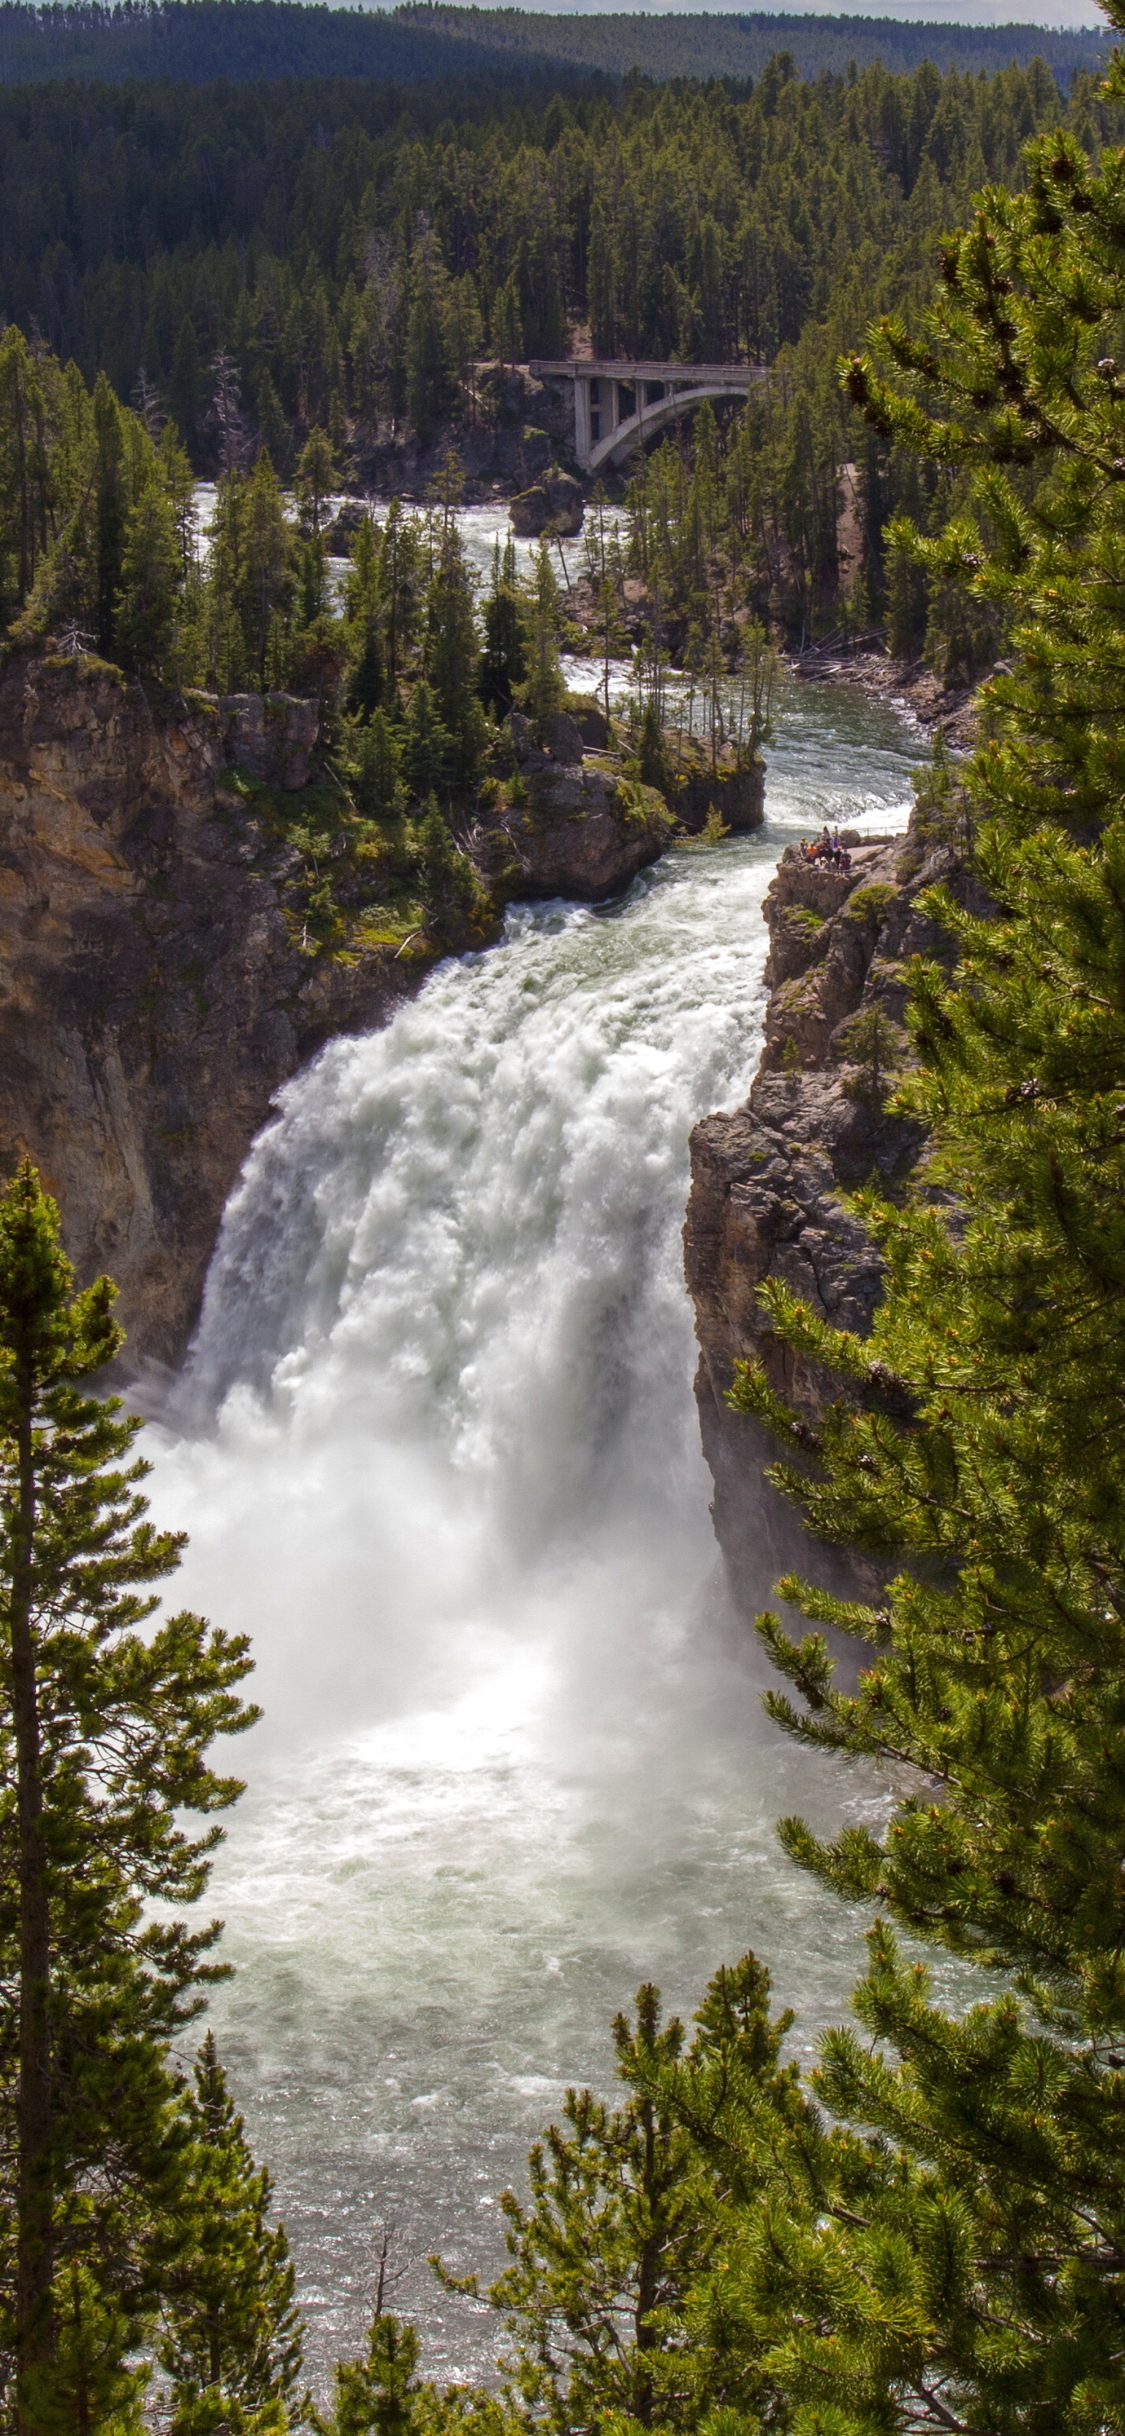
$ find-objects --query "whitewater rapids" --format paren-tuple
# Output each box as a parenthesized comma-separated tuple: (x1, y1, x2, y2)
(143, 676, 925, 2385)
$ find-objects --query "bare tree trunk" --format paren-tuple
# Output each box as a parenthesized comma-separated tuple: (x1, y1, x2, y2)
(11, 1354, 52, 2433)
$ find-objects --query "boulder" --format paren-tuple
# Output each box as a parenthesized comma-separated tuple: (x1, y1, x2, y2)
(324, 501, 368, 554)
(568, 698, 611, 749)
(510, 466, 584, 538)
(544, 710, 585, 765)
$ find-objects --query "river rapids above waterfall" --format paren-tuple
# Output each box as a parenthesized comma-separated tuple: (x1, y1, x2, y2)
(141, 671, 945, 2392)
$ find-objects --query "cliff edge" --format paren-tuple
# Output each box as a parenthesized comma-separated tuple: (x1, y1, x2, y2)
(0, 654, 674, 1373)
(0, 652, 425, 1371)
(684, 814, 975, 1609)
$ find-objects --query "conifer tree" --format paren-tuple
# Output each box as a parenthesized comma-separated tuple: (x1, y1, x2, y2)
(158, 2034, 303, 2436)
(425, 530, 488, 789)
(92, 373, 127, 658)
(518, 543, 565, 741)
(479, 542, 525, 721)
(239, 451, 293, 691)
(0, 1162, 257, 2431)
(717, 56, 1125, 2429)
(346, 709, 404, 822)
(114, 476, 181, 676)
(413, 796, 478, 929)
(443, 1959, 807, 2436)
(344, 517, 386, 720)
(315, 2310, 424, 2436)
(401, 681, 453, 803)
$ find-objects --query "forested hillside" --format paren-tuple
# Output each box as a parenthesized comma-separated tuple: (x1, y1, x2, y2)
(0, 0, 1108, 89)
(1, 53, 1113, 471)
(402, 2, 1112, 83)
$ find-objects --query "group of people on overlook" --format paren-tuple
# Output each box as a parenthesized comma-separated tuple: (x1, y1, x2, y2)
(798, 824, 852, 872)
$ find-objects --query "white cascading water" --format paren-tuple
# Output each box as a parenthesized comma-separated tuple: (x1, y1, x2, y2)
(143, 669, 925, 2387)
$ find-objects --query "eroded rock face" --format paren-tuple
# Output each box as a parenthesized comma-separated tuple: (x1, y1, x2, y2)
(677, 758, 765, 835)
(683, 820, 980, 1611)
(475, 758, 674, 902)
(212, 692, 320, 790)
(0, 654, 416, 1371)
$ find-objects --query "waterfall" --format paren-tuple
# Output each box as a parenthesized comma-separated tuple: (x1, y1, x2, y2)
(142, 677, 921, 2385)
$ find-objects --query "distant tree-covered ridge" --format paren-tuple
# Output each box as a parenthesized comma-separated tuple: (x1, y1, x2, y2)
(0, 0, 581, 86)
(0, 0, 1108, 90)
(402, 2, 1112, 84)
(0, 49, 1112, 474)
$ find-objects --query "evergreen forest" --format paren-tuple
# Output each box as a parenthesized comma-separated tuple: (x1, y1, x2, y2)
(11, 0, 1125, 2432)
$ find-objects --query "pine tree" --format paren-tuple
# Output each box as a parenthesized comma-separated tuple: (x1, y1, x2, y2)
(400, 682, 452, 803)
(239, 451, 293, 691)
(344, 516, 386, 720)
(158, 2034, 303, 2436)
(0, 1162, 257, 2432)
(518, 543, 565, 741)
(114, 476, 181, 676)
(412, 796, 478, 930)
(442, 1959, 807, 2436)
(424, 533, 488, 789)
(315, 2311, 424, 2436)
(479, 542, 526, 721)
(716, 65, 1125, 2430)
(350, 709, 404, 823)
(92, 373, 127, 658)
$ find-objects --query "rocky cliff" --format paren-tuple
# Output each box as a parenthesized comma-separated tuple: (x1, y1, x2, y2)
(684, 814, 975, 1609)
(0, 653, 427, 1373)
(0, 653, 677, 1375)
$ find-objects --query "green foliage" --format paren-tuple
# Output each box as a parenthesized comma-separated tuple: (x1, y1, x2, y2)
(113, 478, 182, 677)
(413, 795, 481, 929)
(425, 526, 488, 788)
(157, 2034, 303, 2436)
(517, 543, 565, 741)
(0, 50, 1091, 503)
(692, 62, 1125, 2427)
(479, 541, 526, 721)
(440, 1958, 807, 2436)
(0, 1160, 257, 2420)
(836, 998, 902, 1101)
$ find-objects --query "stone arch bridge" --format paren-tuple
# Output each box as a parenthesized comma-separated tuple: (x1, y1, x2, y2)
(529, 358, 767, 474)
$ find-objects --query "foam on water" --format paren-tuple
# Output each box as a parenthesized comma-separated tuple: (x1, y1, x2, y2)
(143, 674, 925, 2386)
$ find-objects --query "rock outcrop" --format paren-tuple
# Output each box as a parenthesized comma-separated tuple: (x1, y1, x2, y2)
(475, 712, 674, 900)
(683, 817, 976, 1609)
(509, 467, 584, 537)
(0, 654, 686, 1371)
(676, 757, 765, 835)
(0, 654, 421, 1373)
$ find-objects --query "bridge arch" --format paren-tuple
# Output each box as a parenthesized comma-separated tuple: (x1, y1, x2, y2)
(587, 380, 761, 472)
(527, 361, 768, 475)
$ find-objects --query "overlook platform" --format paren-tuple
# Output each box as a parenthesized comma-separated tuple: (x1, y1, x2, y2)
(529, 358, 766, 473)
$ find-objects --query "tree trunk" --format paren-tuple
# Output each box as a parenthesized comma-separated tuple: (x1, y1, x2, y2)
(11, 1352, 52, 2432)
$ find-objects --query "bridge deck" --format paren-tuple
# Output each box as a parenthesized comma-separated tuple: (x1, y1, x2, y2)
(529, 359, 759, 382)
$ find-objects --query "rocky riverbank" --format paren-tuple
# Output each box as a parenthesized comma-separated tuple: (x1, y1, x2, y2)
(790, 643, 980, 748)
(0, 653, 670, 1371)
(683, 807, 981, 1610)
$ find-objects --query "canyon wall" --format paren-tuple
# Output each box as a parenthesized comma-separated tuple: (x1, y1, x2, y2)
(0, 652, 418, 1374)
(0, 652, 673, 1375)
(683, 812, 975, 1612)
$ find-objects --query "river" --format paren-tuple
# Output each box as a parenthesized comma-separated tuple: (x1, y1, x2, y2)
(142, 615, 928, 2391)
